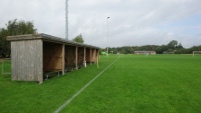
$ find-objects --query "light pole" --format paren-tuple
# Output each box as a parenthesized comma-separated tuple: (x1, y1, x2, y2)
(65, 0, 68, 40)
(107, 17, 110, 57)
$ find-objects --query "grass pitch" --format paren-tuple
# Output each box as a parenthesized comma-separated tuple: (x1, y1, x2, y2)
(0, 55, 201, 113)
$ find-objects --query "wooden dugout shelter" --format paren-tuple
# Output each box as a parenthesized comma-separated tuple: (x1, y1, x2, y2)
(7, 33, 100, 83)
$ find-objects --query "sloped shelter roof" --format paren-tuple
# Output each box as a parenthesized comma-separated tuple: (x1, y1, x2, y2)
(7, 33, 101, 49)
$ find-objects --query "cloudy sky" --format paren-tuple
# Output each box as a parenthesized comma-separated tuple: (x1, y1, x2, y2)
(1, 0, 201, 48)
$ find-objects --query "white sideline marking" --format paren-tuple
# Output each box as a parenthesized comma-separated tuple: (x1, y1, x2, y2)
(54, 57, 119, 113)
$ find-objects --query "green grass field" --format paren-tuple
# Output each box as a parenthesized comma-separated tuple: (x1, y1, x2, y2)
(0, 54, 201, 113)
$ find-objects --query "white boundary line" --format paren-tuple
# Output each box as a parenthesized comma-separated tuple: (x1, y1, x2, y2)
(54, 57, 119, 113)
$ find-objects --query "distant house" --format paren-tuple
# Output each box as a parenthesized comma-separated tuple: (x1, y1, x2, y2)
(163, 51, 174, 54)
(134, 51, 156, 55)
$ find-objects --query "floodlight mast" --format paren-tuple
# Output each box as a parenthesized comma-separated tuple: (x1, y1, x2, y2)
(65, 0, 68, 40)
(107, 17, 110, 57)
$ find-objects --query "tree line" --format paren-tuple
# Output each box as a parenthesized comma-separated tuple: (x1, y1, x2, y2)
(104, 40, 201, 54)
(0, 19, 85, 58)
(0, 19, 36, 58)
(1, 19, 200, 58)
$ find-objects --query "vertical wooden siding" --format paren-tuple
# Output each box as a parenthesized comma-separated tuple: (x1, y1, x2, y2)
(78, 47, 84, 66)
(65, 46, 76, 69)
(75, 46, 78, 69)
(62, 44, 65, 75)
(84, 47, 86, 62)
(43, 42, 63, 71)
(91, 49, 96, 63)
(86, 48, 91, 63)
(11, 40, 43, 82)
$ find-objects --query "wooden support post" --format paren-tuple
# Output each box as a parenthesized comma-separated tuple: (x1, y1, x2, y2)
(94, 49, 97, 64)
(62, 44, 65, 75)
(75, 46, 78, 70)
(97, 49, 100, 60)
(84, 47, 86, 67)
(90, 48, 92, 65)
(96, 49, 100, 68)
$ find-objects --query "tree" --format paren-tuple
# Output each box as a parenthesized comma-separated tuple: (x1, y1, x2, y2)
(167, 40, 178, 50)
(6, 19, 36, 35)
(176, 43, 183, 49)
(156, 45, 168, 54)
(72, 34, 84, 43)
(0, 28, 9, 57)
(0, 19, 37, 57)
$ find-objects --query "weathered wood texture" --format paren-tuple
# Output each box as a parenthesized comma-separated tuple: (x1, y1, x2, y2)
(65, 46, 76, 69)
(78, 47, 84, 66)
(7, 34, 100, 49)
(96, 49, 100, 60)
(7, 34, 100, 83)
(11, 40, 43, 82)
(43, 42, 63, 71)
(84, 47, 86, 62)
(86, 48, 91, 63)
(75, 46, 78, 69)
(62, 44, 65, 75)
(91, 49, 96, 63)
(96, 49, 100, 64)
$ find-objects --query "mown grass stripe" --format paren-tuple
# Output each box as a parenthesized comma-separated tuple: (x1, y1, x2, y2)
(54, 56, 119, 113)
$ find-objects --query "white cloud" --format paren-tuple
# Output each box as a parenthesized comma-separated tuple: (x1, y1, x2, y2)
(1, 0, 201, 48)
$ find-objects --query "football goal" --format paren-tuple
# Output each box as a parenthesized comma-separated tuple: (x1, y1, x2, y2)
(193, 51, 201, 57)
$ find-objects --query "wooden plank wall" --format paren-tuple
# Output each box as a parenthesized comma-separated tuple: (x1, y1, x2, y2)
(10, 37, 99, 83)
(62, 45, 65, 74)
(43, 42, 63, 71)
(75, 46, 78, 69)
(86, 48, 91, 63)
(11, 40, 43, 83)
(96, 49, 99, 62)
(78, 47, 84, 67)
(84, 47, 86, 63)
(96, 49, 100, 63)
(65, 45, 76, 69)
(91, 49, 96, 63)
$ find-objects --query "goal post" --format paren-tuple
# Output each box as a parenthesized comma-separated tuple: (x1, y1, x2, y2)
(193, 51, 201, 57)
